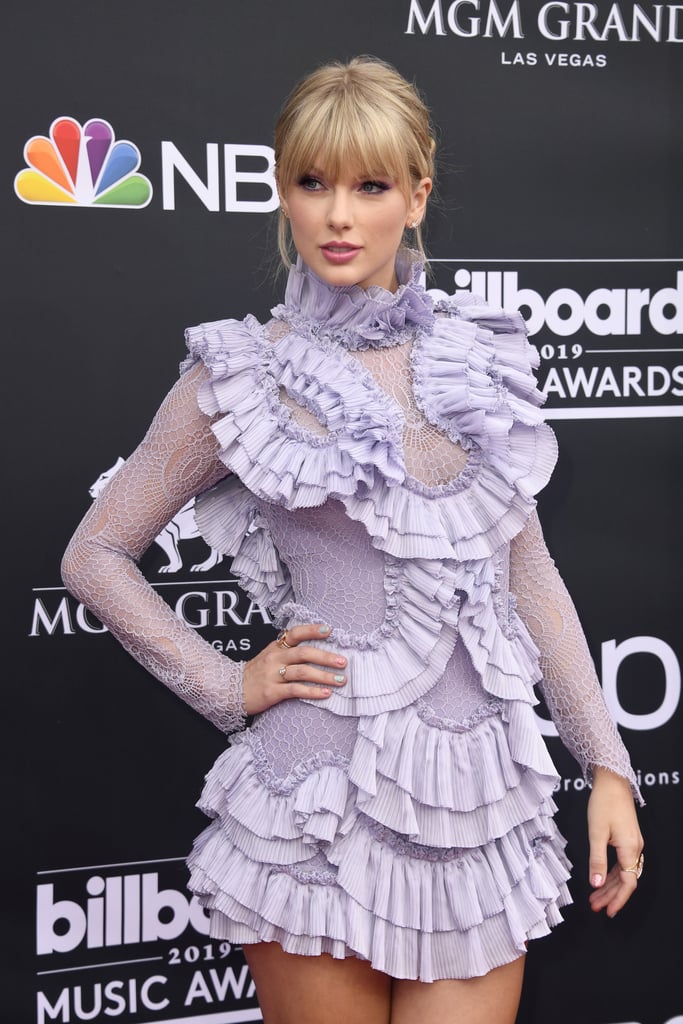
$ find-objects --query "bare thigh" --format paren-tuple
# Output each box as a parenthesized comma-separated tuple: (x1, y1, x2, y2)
(243, 942, 392, 1024)
(390, 955, 525, 1024)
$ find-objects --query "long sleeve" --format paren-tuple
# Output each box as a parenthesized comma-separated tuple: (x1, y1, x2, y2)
(510, 510, 642, 803)
(61, 361, 247, 734)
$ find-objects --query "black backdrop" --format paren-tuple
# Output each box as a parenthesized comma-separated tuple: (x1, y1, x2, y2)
(3, 2, 682, 1022)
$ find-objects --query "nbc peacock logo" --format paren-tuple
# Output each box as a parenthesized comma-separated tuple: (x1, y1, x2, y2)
(14, 116, 152, 208)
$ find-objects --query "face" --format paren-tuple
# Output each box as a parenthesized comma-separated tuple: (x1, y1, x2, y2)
(280, 164, 431, 292)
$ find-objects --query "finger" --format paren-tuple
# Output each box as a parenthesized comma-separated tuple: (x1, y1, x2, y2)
(588, 867, 620, 911)
(277, 623, 333, 647)
(587, 825, 609, 889)
(288, 643, 347, 670)
(268, 645, 346, 674)
(607, 880, 637, 917)
(588, 864, 638, 917)
(277, 681, 335, 702)
(277, 663, 346, 688)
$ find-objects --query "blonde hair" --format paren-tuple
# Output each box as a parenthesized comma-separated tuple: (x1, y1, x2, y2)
(274, 56, 436, 267)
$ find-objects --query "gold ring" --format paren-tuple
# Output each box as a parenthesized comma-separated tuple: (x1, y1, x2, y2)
(276, 628, 293, 649)
(278, 665, 287, 678)
(623, 853, 644, 879)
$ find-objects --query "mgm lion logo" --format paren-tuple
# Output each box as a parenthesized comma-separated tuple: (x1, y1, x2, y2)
(89, 458, 224, 574)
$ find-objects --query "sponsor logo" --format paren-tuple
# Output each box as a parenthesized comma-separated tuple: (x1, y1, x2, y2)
(160, 141, 278, 213)
(435, 268, 682, 339)
(427, 259, 683, 417)
(35, 858, 260, 1024)
(14, 117, 152, 208)
(405, 1, 683, 42)
(405, 1, 683, 71)
(14, 118, 278, 213)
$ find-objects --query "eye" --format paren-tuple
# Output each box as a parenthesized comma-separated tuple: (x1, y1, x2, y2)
(298, 175, 325, 191)
(359, 180, 390, 194)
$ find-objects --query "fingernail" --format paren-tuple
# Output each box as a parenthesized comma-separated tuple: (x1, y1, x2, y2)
(335, 656, 346, 667)
(319, 688, 331, 696)
(333, 674, 345, 683)
(319, 624, 331, 635)
(591, 874, 604, 888)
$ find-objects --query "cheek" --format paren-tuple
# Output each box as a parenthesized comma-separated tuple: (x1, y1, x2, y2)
(381, 199, 411, 233)
(293, 197, 319, 222)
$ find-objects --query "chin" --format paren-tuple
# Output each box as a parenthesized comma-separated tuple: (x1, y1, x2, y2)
(314, 264, 366, 289)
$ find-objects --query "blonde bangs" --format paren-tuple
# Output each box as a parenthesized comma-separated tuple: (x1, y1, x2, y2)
(277, 91, 411, 195)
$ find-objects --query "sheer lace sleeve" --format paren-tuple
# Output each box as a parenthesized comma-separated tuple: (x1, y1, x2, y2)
(510, 510, 642, 803)
(61, 362, 247, 734)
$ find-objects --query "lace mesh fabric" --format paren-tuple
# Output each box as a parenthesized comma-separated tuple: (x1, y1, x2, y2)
(61, 363, 246, 733)
(63, 321, 638, 796)
(510, 509, 639, 790)
(352, 340, 469, 486)
(262, 501, 388, 635)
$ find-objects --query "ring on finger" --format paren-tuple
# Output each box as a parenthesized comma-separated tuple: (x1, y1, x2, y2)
(276, 628, 293, 649)
(623, 852, 644, 879)
(278, 665, 287, 678)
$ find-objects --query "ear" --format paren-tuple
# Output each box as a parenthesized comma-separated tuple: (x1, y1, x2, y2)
(276, 174, 289, 217)
(407, 177, 432, 229)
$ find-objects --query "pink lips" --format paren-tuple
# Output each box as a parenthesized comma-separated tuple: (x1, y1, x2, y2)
(320, 242, 361, 265)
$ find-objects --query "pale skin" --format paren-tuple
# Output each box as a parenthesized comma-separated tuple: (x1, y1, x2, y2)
(232, 163, 643, 1022)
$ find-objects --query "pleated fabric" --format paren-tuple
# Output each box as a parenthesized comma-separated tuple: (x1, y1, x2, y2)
(182, 251, 572, 980)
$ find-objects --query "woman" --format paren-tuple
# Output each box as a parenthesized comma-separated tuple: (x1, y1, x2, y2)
(62, 57, 643, 1024)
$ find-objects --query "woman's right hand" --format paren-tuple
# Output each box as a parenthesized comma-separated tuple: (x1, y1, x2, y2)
(242, 624, 347, 715)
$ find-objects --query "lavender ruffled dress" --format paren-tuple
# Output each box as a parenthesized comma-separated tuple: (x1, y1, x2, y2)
(179, 252, 601, 981)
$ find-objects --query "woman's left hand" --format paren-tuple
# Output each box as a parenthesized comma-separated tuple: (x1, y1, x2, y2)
(587, 766, 644, 917)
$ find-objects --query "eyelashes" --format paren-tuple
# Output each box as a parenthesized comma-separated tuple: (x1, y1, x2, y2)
(297, 175, 392, 194)
(360, 180, 391, 194)
(298, 175, 324, 191)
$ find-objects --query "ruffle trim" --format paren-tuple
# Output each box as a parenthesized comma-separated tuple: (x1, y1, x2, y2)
(193, 476, 293, 622)
(187, 711, 569, 981)
(281, 552, 463, 716)
(271, 249, 435, 351)
(182, 278, 557, 562)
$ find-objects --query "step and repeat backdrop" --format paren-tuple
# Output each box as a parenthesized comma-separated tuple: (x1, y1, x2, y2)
(3, 2, 681, 1022)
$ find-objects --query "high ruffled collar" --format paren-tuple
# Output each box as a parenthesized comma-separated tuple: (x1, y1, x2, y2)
(270, 248, 435, 350)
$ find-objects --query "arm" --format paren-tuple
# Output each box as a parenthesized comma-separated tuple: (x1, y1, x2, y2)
(62, 362, 346, 733)
(510, 510, 640, 793)
(510, 510, 644, 914)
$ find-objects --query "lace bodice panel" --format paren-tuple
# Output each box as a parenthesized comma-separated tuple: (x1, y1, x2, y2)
(261, 500, 388, 635)
(270, 318, 470, 489)
(61, 363, 247, 733)
(352, 341, 470, 486)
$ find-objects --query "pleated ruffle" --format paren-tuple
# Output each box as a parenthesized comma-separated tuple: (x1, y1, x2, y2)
(193, 474, 294, 622)
(187, 704, 570, 981)
(182, 284, 557, 564)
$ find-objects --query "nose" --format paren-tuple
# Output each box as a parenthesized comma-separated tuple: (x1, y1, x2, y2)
(326, 187, 353, 231)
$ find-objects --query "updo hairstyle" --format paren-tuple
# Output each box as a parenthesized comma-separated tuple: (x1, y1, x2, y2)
(274, 56, 436, 267)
